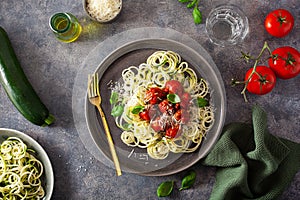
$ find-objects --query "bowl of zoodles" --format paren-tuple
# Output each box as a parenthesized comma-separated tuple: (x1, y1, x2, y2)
(85, 38, 226, 176)
(0, 128, 54, 200)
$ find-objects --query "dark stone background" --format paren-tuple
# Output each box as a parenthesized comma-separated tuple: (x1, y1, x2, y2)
(0, 0, 299, 199)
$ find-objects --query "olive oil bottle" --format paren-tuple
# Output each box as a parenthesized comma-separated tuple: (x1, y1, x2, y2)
(49, 13, 82, 43)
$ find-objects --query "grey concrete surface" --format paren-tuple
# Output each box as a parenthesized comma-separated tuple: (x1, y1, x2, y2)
(0, 0, 299, 199)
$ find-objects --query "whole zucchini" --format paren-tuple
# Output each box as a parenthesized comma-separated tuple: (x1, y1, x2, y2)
(0, 26, 55, 126)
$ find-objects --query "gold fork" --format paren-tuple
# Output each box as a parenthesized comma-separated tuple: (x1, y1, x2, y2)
(87, 73, 122, 176)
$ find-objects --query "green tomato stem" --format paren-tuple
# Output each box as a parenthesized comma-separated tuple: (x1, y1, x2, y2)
(240, 42, 271, 102)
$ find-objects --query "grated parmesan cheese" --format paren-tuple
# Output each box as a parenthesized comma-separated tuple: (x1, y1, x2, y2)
(86, 0, 122, 22)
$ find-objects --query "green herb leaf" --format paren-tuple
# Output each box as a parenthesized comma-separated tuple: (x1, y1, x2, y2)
(178, 0, 190, 3)
(131, 105, 145, 114)
(111, 105, 124, 117)
(157, 181, 174, 197)
(187, 0, 197, 8)
(167, 94, 181, 103)
(192, 6, 202, 24)
(197, 97, 208, 107)
(122, 123, 132, 130)
(178, 0, 202, 25)
(110, 92, 119, 105)
(179, 170, 196, 191)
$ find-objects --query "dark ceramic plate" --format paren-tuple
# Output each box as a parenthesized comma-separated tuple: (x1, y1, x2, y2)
(84, 38, 226, 176)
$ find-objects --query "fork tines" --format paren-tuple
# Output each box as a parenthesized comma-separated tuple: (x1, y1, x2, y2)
(88, 73, 100, 98)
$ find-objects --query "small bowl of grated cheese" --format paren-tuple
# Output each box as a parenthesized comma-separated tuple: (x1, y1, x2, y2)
(83, 0, 122, 23)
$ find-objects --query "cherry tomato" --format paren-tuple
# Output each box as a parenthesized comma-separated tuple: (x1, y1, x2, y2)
(174, 110, 181, 122)
(165, 80, 184, 95)
(150, 116, 164, 132)
(162, 87, 169, 93)
(158, 99, 174, 114)
(244, 66, 276, 95)
(268, 46, 300, 79)
(145, 87, 166, 105)
(139, 110, 150, 121)
(174, 109, 190, 124)
(165, 125, 180, 138)
(174, 103, 181, 110)
(265, 9, 294, 38)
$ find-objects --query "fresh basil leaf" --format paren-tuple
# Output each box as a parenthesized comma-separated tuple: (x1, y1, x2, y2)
(111, 105, 124, 117)
(179, 170, 196, 191)
(192, 6, 202, 24)
(122, 123, 132, 130)
(187, 0, 197, 8)
(197, 97, 208, 107)
(157, 181, 174, 197)
(110, 92, 119, 105)
(167, 94, 181, 103)
(131, 105, 145, 114)
(178, 0, 190, 3)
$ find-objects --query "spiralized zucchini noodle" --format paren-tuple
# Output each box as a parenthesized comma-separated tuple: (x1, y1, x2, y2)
(109, 50, 214, 160)
(0, 137, 45, 199)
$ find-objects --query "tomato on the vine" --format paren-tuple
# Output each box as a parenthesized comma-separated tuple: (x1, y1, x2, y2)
(244, 66, 276, 95)
(268, 46, 300, 79)
(264, 9, 294, 38)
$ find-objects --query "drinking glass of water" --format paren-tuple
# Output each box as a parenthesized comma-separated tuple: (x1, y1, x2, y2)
(205, 4, 249, 47)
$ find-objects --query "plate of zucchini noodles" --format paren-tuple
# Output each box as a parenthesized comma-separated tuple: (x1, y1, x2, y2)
(0, 128, 54, 199)
(84, 37, 226, 176)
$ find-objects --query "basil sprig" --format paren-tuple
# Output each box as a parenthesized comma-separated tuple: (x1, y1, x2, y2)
(178, 0, 202, 24)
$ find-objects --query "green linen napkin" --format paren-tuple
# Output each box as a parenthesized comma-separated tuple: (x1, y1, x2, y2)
(202, 105, 300, 200)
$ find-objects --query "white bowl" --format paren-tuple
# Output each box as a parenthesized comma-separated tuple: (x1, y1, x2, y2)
(0, 128, 54, 200)
(83, 0, 122, 23)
